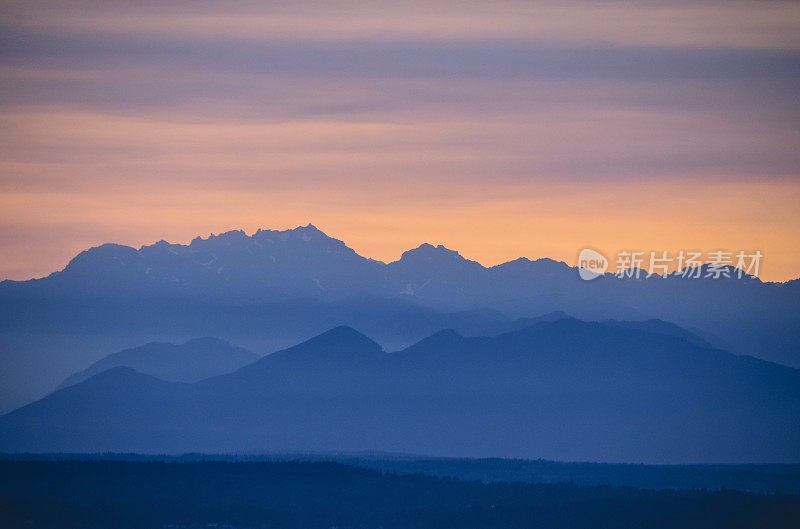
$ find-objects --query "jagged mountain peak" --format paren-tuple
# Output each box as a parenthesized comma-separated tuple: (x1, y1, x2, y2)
(490, 256, 571, 274)
(393, 243, 483, 270)
(401, 243, 460, 258)
(52, 225, 378, 294)
(215, 229, 248, 239)
(668, 263, 762, 283)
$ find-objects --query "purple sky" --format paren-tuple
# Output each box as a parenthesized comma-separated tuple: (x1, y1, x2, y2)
(1, 0, 799, 280)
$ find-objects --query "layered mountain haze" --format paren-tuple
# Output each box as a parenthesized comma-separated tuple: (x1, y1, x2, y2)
(56, 337, 259, 390)
(0, 224, 798, 417)
(2, 319, 798, 463)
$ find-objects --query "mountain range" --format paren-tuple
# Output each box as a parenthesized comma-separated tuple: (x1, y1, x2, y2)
(2, 318, 798, 463)
(0, 224, 797, 415)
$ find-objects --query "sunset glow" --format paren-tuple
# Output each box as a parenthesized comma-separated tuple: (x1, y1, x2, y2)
(2, 0, 799, 280)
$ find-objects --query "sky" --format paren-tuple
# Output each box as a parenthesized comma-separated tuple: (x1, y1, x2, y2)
(1, 0, 799, 281)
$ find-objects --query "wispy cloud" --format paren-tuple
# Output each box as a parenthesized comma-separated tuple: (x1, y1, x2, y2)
(1, 0, 799, 280)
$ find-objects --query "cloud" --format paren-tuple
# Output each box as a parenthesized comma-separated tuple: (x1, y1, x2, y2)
(0, 0, 798, 280)
(4, 0, 800, 50)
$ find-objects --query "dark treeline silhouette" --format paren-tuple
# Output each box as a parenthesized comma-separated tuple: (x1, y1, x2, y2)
(1, 460, 799, 529)
(4, 453, 800, 495)
(344, 457, 800, 496)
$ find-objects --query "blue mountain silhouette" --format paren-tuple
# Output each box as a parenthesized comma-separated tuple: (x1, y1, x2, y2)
(56, 337, 258, 390)
(2, 318, 797, 463)
(0, 225, 798, 415)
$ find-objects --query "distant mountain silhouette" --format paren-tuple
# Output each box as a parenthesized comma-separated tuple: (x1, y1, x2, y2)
(0, 224, 798, 414)
(598, 318, 713, 348)
(2, 318, 798, 463)
(56, 337, 258, 390)
(19, 224, 382, 298)
(482, 310, 575, 335)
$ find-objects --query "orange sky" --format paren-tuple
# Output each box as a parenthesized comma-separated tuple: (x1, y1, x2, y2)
(1, 0, 799, 281)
